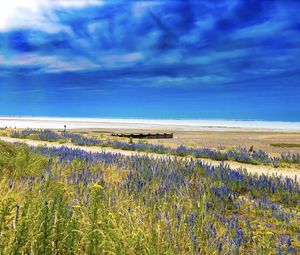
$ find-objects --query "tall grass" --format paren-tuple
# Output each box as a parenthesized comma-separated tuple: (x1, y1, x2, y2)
(0, 141, 299, 254)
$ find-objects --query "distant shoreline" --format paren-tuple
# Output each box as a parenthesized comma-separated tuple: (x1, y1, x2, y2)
(1, 116, 300, 132)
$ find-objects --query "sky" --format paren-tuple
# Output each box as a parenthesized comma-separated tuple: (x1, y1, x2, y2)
(0, 0, 299, 121)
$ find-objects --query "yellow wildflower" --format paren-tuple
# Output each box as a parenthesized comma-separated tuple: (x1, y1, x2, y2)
(92, 183, 104, 190)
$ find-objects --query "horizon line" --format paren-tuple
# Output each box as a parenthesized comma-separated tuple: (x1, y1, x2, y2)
(1, 115, 300, 123)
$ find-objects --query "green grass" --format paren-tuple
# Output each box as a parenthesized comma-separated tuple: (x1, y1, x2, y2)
(270, 143, 300, 148)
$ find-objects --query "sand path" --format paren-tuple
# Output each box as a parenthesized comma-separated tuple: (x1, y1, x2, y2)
(1, 136, 299, 179)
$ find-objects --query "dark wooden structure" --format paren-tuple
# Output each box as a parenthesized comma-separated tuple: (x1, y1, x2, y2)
(111, 133, 173, 139)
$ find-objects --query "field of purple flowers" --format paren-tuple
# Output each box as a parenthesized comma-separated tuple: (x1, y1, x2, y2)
(10, 129, 300, 166)
(0, 140, 299, 254)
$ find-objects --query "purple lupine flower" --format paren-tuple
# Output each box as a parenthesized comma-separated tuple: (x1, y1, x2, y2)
(218, 240, 223, 253)
(15, 205, 20, 224)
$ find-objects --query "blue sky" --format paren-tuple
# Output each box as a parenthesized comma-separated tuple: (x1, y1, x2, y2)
(0, 0, 299, 121)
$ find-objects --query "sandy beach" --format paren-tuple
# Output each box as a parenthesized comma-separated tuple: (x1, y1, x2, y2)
(1, 116, 300, 155)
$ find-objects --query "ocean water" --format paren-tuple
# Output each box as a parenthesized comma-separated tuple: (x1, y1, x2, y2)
(1, 116, 300, 131)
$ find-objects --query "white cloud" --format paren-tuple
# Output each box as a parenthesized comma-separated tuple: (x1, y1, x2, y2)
(151, 75, 232, 88)
(46, 57, 101, 73)
(132, 1, 161, 17)
(188, 49, 250, 65)
(48, 0, 104, 8)
(231, 21, 286, 39)
(1, 52, 101, 73)
(100, 52, 143, 67)
(0, 0, 104, 32)
(120, 75, 232, 89)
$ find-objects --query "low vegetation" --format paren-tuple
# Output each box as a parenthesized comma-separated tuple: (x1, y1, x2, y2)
(8, 129, 300, 166)
(0, 140, 299, 254)
(270, 143, 300, 148)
